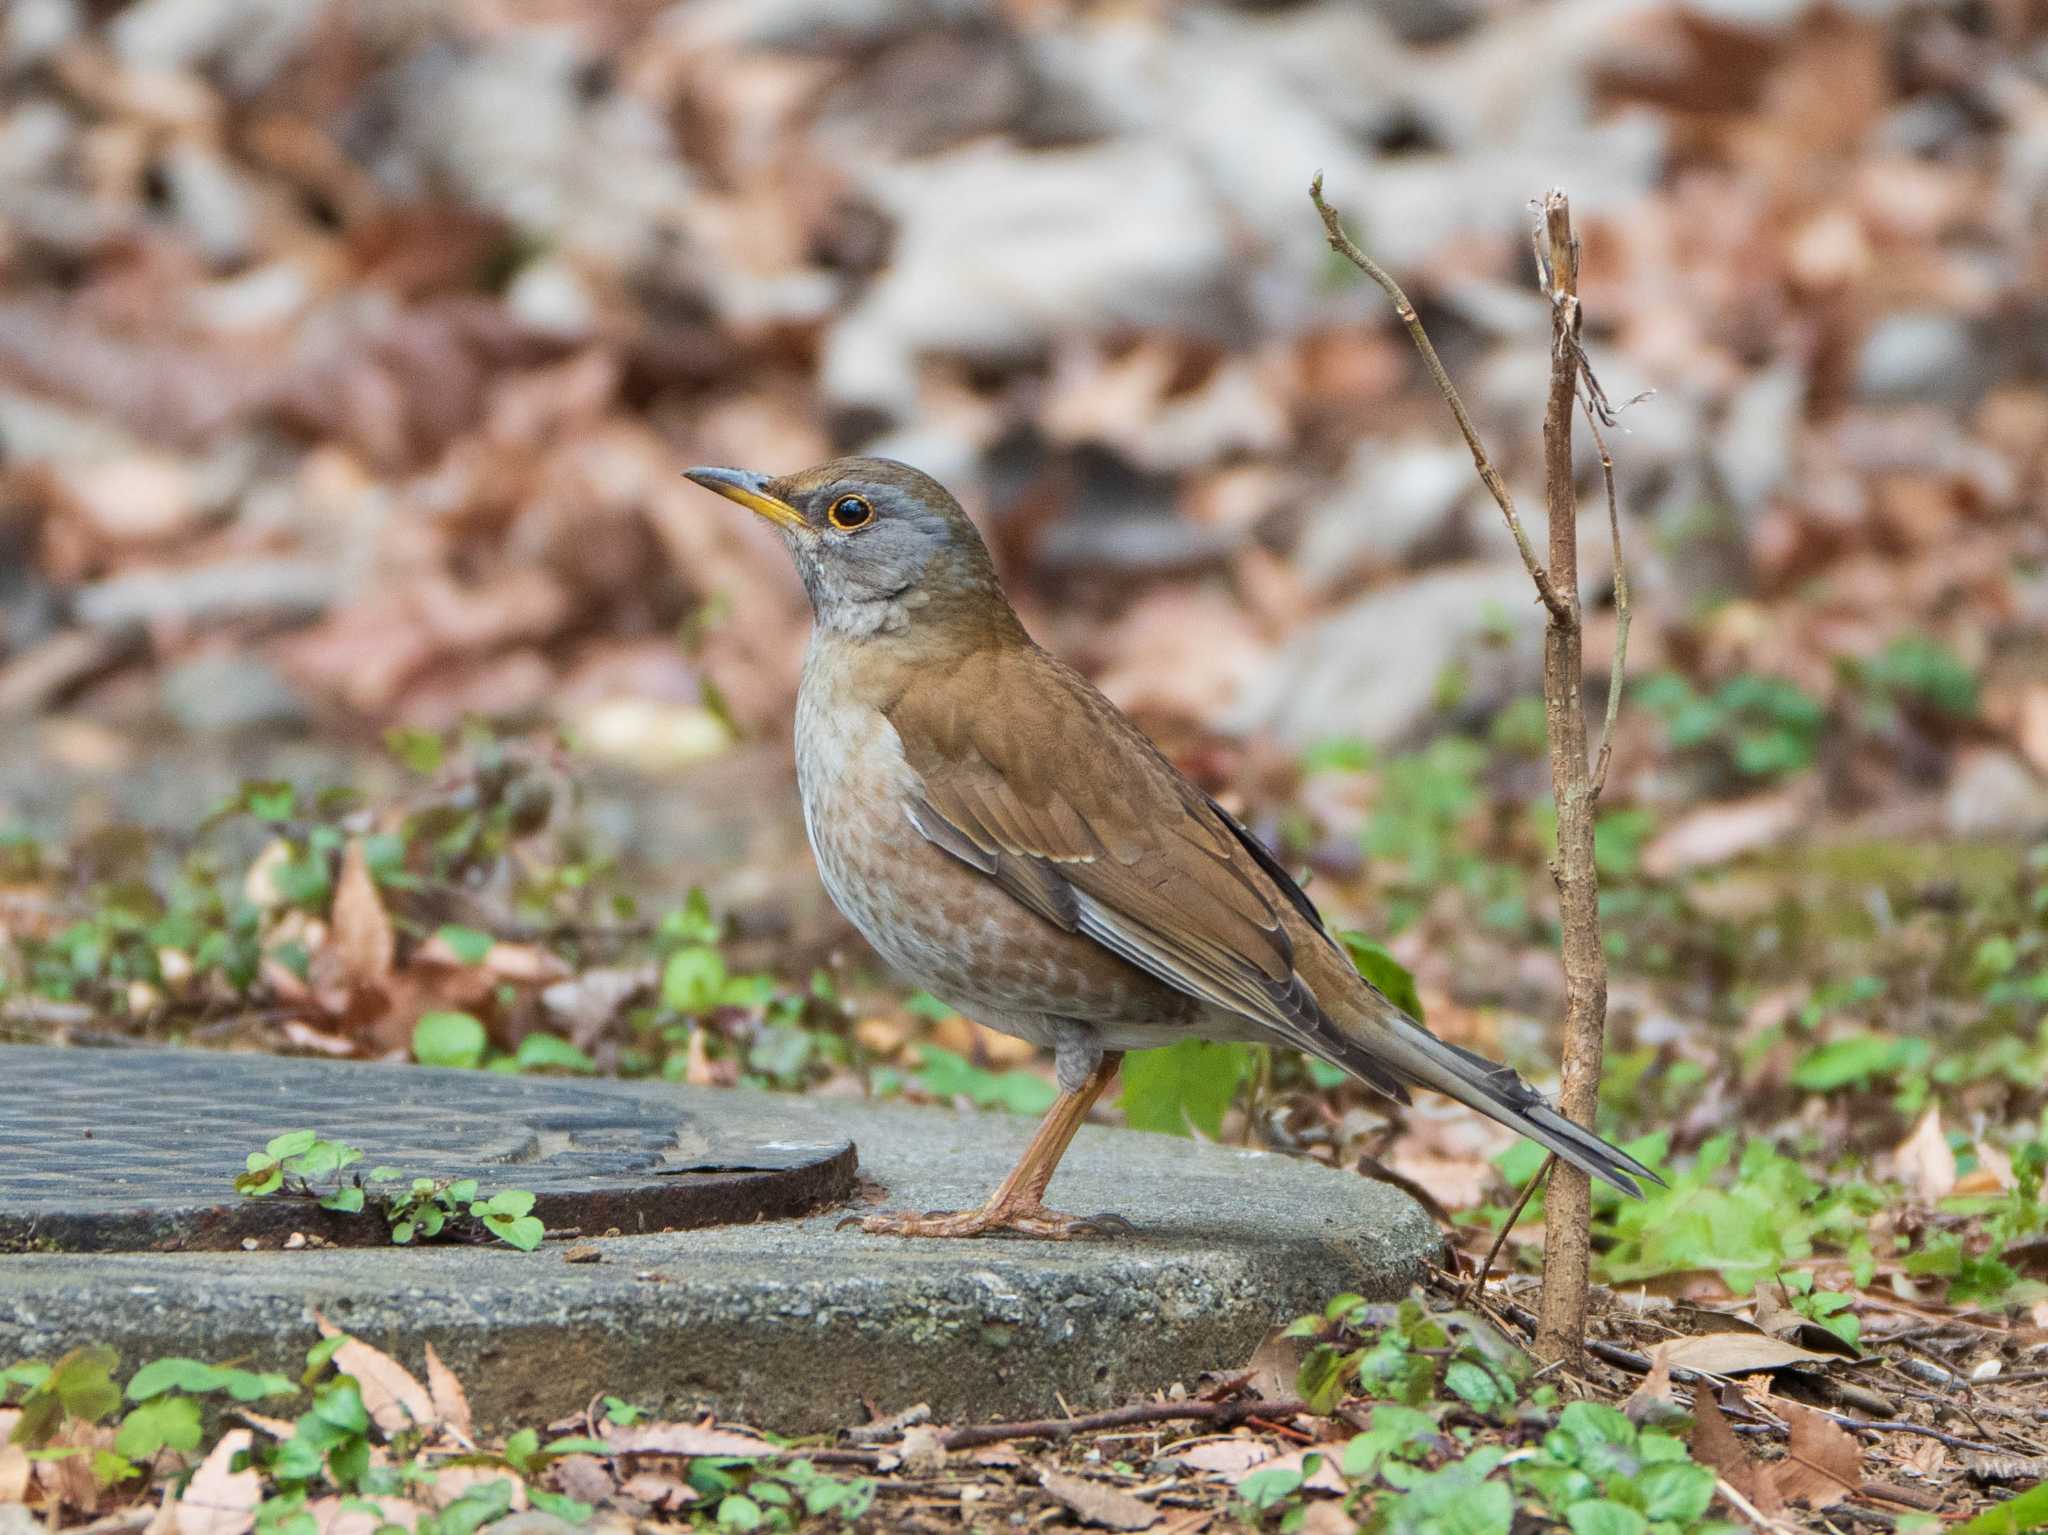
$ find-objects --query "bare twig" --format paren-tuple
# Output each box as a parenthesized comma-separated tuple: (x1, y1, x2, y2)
(1529, 189, 1608, 1367)
(1584, 408, 1629, 803)
(1310, 174, 1566, 621)
(937, 1397, 1310, 1451)
(1463, 1153, 1555, 1305)
(1715, 1474, 1798, 1535)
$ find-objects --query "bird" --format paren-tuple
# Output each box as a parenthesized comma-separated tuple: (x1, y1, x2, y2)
(685, 456, 1657, 1239)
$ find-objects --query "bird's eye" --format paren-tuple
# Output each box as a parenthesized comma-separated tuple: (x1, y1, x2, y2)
(827, 494, 874, 531)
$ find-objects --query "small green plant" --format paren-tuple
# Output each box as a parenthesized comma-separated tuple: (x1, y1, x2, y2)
(4, 1346, 295, 1489)
(1854, 634, 1978, 722)
(1637, 671, 1826, 783)
(1249, 1295, 1734, 1535)
(683, 1455, 877, 1529)
(1360, 736, 1529, 933)
(234, 1131, 544, 1251)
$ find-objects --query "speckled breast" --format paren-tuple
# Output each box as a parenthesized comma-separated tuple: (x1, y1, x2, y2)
(792, 667, 1188, 1031)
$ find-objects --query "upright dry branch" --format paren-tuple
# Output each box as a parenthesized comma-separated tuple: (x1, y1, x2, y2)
(1529, 191, 1608, 1365)
(1310, 180, 1627, 1364)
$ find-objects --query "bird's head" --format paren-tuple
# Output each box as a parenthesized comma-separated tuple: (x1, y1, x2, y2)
(685, 456, 1016, 641)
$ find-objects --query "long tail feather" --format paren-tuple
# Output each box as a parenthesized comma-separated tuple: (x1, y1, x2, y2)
(1311, 1008, 1661, 1198)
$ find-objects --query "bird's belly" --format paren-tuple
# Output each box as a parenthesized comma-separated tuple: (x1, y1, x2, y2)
(795, 688, 1190, 1028)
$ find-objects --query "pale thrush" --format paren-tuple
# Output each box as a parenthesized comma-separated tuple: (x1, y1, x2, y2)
(686, 457, 1655, 1239)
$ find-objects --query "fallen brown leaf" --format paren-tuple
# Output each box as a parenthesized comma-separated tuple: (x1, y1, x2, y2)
(1895, 1108, 1958, 1203)
(617, 1472, 697, 1510)
(604, 1421, 779, 1458)
(1688, 1389, 1784, 1517)
(308, 1495, 419, 1535)
(1037, 1468, 1159, 1531)
(1641, 787, 1811, 879)
(329, 838, 396, 991)
(1174, 1437, 1273, 1475)
(423, 1344, 472, 1438)
(1625, 1346, 1685, 1426)
(312, 1313, 435, 1436)
(1653, 1332, 1842, 1376)
(0, 1437, 26, 1503)
(175, 1429, 261, 1535)
(1773, 1400, 1862, 1509)
(549, 1454, 615, 1505)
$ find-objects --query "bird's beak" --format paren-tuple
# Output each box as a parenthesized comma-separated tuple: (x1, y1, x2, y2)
(684, 466, 806, 532)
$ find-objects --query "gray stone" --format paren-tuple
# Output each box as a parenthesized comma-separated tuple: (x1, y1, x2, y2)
(1945, 749, 2048, 838)
(161, 653, 312, 734)
(0, 1080, 1437, 1433)
(1229, 562, 1543, 747)
(1295, 439, 1474, 591)
(820, 142, 1235, 422)
(1854, 311, 1985, 405)
(73, 557, 341, 629)
(1713, 361, 1805, 520)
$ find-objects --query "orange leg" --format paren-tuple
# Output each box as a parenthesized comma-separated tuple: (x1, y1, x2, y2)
(854, 1051, 1128, 1239)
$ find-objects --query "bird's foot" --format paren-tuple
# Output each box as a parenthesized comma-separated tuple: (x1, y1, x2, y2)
(840, 1200, 1134, 1240)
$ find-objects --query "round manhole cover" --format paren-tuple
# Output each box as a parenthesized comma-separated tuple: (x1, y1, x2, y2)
(0, 1046, 857, 1252)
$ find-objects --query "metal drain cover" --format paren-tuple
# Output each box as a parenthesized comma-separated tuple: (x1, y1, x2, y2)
(0, 1046, 857, 1252)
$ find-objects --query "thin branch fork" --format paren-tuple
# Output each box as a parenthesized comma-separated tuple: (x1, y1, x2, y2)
(1310, 175, 1567, 623)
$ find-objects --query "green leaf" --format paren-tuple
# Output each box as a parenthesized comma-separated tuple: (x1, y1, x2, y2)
(1297, 1344, 1349, 1414)
(1792, 1033, 1925, 1091)
(1637, 1461, 1716, 1523)
(244, 782, 297, 822)
(265, 1131, 318, 1160)
(436, 926, 496, 965)
(474, 1190, 536, 1218)
(485, 1215, 544, 1252)
(312, 1380, 369, 1437)
(661, 946, 728, 1014)
(384, 727, 444, 775)
(126, 1359, 293, 1403)
(911, 1044, 1057, 1115)
(1952, 1481, 2048, 1535)
(113, 1395, 201, 1459)
(1443, 1359, 1509, 1414)
(514, 1034, 595, 1074)
(1555, 1402, 1637, 1455)
(320, 1186, 365, 1215)
(1565, 1499, 1648, 1535)
(236, 1163, 284, 1196)
(502, 1427, 539, 1472)
(1237, 1467, 1305, 1511)
(717, 1493, 763, 1530)
(527, 1491, 594, 1524)
(1339, 934, 1425, 1022)
(49, 1347, 122, 1425)
(413, 1012, 487, 1069)
(1118, 1039, 1253, 1137)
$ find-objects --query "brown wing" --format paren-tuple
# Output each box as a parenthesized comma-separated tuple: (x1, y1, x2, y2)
(886, 643, 1409, 1101)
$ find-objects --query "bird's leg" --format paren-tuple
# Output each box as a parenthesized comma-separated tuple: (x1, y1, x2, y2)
(853, 1049, 1127, 1239)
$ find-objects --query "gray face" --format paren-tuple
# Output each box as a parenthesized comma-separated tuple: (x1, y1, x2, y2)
(769, 472, 955, 619)
(687, 457, 1006, 639)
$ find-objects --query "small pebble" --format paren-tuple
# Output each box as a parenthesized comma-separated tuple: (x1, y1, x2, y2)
(562, 1243, 602, 1264)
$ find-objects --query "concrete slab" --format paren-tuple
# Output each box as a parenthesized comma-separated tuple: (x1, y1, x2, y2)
(0, 1065, 1441, 1432)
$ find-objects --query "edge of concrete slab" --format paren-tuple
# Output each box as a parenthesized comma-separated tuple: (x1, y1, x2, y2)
(0, 1088, 1442, 1432)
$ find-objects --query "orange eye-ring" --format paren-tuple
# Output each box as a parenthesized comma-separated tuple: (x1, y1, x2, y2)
(828, 494, 874, 530)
